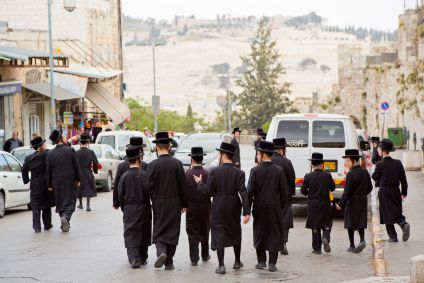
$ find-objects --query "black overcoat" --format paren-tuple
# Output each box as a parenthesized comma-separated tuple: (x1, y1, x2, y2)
(372, 157, 408, 225)
(118, 167, 152, 248)
(272, 153, 296, 229)
(199, 163, 250, 250)
(46, 145, 80, 214)
(254, 139, 260, 163)
(300, 169, 335, 229)
(372, 148, 381, 165)
(230, 138, 241, 168)
(76, 147, 98, 198)
(340, 165, 373, 229)
(185, 165, 210, 243)
(247, 161, 286, 251)
(22, 150, 55, 209)
(147, 154, 187, 246)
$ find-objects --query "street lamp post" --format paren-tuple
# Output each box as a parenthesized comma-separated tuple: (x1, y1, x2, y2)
(152, 44, 158, 133)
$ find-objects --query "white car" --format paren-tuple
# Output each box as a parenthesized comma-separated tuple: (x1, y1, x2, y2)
(0, 151, 30, 218)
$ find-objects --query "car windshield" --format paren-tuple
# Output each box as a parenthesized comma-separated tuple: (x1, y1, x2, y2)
(117, 135, 139, 151)
(177, 137, 220, 153)
(12, 149, 34, 163)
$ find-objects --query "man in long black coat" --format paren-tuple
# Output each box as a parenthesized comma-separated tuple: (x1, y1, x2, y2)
(337, 149, 373, 253)
(194, 142, 250, 275)
(113, 137, 148, 209)
(146, 132, 187, 270)
(253, 128, 264, 164)
(76, 133, 98, 211)
(371, 137, 381, 165)
(46, 130, 80, 232)
(248, 141, 287, 272)
(372, 139, 410, 242)
(118, 146, 152, 269)
(272, 138, 296, 255)
(301, 152, 335, 254)
(230, 127, 241, 169)
(22, 136, 55, 233)
(185, 147, 211, 266)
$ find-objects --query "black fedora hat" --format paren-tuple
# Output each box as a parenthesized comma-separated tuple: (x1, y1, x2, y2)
(126, 136, 146, 148)
(232, 127, 241, 134)
(273, 138, 287, 149)
(309, 152, 324, 162)
(379, 138, 396, 152)
(216, 142, 237, 156)
(189, 147, 207, 157)
(80, 133, 91, 143)
(152, 131, 173, 144)
(370, 136, 380, 143)
(125, 146, 144, 161)
(257, 141, 275, 154)
(49, 129, 62, 145)
(342, 149, 362, 158)
(30, 136, 46, 149)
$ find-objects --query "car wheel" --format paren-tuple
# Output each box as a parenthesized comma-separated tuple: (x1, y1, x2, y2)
(0, 192, 5, 218)
(103, 172, 113, 192)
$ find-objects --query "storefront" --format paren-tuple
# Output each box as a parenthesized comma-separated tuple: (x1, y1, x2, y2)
(0, 81, 22, 148)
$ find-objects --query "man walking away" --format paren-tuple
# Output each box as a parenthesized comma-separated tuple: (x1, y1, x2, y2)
(231, 128, 241, 169)
(3, 131, 23, 152)
(371, 137, 381, 165)
(253, 128, 264, 165)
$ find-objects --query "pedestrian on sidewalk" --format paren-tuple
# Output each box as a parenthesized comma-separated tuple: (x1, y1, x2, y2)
(248, 141, 287, 272)
(3, 131, 23, 153)
(231, 128, 242, 169)
(301, 153, 335, 254)
(22, 136, 55, 233)
(194, 142, 250, 275)
(336, 149, 373, 253)
(76, 133, 98, 212)
(147, 132, 187, 270)
(185, 147, 211, 266)
(253, 128, 264, 165)
(46, 130, 81, 232)
(371, 137, 381, 165)
(272, 138, 296, 255)
(113, 137, 148, 210)
(372, 139, 410, 243)
(118, 146, 152, 269)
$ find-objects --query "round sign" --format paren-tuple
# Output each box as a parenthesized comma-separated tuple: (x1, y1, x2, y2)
(381, 101, 390, 111)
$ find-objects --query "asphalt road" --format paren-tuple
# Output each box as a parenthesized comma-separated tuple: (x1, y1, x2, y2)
(3, 144, 418, 283)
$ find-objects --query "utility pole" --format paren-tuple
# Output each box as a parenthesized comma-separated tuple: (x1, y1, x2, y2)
(152, 44, 158, 133)
(47, 0, 56, 130)
(227, 89, 232, 133)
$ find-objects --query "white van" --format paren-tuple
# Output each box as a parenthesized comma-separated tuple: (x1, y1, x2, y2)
(267, 114, 369, 204)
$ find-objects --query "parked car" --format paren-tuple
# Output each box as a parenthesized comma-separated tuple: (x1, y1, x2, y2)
(0, 151, 30, 218)
(11, 144, 55, 165)
(73, 144, 122, 192)
(174, 132, 232, 170)
(95, 130, 156, 163)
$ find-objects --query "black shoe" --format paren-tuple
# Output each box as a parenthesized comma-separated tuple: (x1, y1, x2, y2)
(347, 246, 355, 253)
(86, 205, 91, 212)
(191, 261, 198, 266)
(34, 229, 41, 233)
(77, 204, 83, 210)
(280, 244, 289, 255)
(388, 238, 398, 243)
(44, 224, 53, 231)
(165, 264, 175, 270)
(353, 242, 366, 254)
(215, 266, 226, 274)
(322, 239, 331, 253)
(154, 253, 167, 268)
(312, 250, 322, 254)
(60, 217, 70, 232)
(402, 223, 410, 242)
(202, 255, 211, 262)
(131, 262, 141, 269)
(233, 261, 243, 270)
(268, 264, 277, 272)
(255, 262, 267, 270)
(140, 260, 147, 266)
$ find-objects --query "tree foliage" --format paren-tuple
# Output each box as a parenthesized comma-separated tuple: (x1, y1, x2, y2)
(233, 18, 295, 129)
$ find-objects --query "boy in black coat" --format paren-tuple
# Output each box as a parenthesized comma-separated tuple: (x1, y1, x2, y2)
(301, 153, 335, 254)
(336, 149, 373, 253)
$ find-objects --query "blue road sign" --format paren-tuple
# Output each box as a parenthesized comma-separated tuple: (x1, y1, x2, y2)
(381, 101, 390, 111)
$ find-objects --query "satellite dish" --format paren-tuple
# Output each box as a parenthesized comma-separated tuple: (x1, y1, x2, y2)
(216, 95, 227, 108)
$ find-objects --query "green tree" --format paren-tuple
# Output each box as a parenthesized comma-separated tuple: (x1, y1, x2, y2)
(233, 18, 295, 129)
(184, 103, 195, 132)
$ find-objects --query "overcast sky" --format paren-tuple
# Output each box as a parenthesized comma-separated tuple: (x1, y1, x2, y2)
(122, 0, 410, 30)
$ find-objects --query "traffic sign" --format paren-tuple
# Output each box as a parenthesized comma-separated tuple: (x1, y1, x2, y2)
(381, 101, 390, 111)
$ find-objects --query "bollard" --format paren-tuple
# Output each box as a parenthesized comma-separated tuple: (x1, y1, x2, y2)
(410, 255, 424, 283)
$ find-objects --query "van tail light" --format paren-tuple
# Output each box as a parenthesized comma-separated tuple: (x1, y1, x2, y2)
(96, 163, 102, 170)
(295, 178, 304, 185)
(337, 179, 346, 186)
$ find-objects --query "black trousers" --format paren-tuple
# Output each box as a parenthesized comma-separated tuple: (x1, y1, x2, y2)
(127, 246, 149, 263)
(59, 211, 73, 223)
(155, 242, 177, 266)
(312, 227, 331, 252)
(283, 229, 289, 243)
(32, 208, 52, 230)
(256, 250, 278, 265)
(386, 217, 408, 240)
(189, 240, 209, 263)
(217, 245, 241, 266)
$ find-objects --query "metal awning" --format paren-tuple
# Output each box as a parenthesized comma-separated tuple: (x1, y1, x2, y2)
(0, 46, 64, 61)
(23, 83, 83, 100)
(86, 83, 130, 124)
(53, 65, 123, 79)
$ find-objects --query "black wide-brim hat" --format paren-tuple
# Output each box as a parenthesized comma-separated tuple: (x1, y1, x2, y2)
(379, 138, 396, 152)
(342, 149, 362, 158)
(309, 152, 324, 162)
(30, 136, 46, 149)
(370, 136, 380, 143)
(125, 146, 144, 161)
(232, 127, 241, 134)
(189, 147, 207, 157)
(49, 129, 62, 145)
(256, 128, 264, 134)
(273, 138, 287, 149)
(152, 131, 173, 144)
(257, 141, 275, 154)
(216, 142, 237, 156)
(126, 136, 147, 148)
(80, 133, 91, 142)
